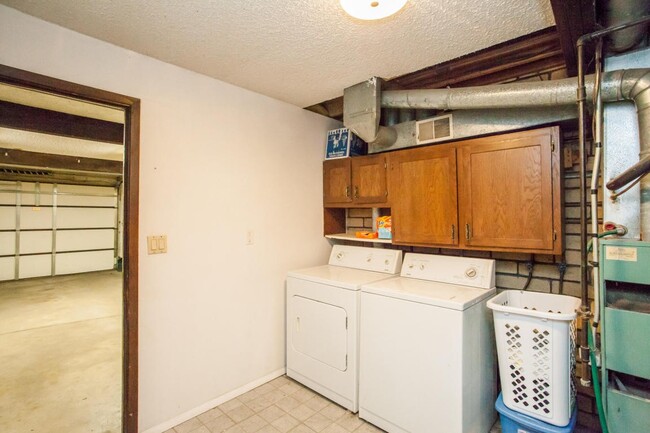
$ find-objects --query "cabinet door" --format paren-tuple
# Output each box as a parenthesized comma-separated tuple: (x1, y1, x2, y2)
(390, 146, 458, 246)
(351, 154, 388, 205)
(323, 158, 351, 205)
(458, 128, 558, 252)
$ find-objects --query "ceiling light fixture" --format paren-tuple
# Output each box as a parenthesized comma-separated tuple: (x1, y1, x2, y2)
(340, 0, 408, 21)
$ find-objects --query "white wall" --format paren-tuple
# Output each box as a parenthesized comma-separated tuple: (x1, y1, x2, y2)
(0, 5, 340, 432)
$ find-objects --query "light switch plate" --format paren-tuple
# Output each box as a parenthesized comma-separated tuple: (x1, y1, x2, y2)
(147, 235, 168, 254)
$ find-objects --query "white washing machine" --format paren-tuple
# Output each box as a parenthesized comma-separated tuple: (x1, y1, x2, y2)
(359, 253, 497, 433)
(286, 245, 402, 412)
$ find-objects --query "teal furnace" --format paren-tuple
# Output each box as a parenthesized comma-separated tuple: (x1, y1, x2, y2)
(599, 240, 650, 433)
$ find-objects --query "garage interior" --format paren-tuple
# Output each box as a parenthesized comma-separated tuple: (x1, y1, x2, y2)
(0, 86, 126, 432)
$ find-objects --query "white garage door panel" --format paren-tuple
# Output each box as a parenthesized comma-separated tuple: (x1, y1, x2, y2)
(20, 207, 52, 229)
(0, 192, 16, 205)
(20, 231, 52, 254)
(56, 250, 114, 275)
(0, 257, 14, 281)
(20, 183, 54, 206)
(57, 195, 116, 207)
(20, 254, 52, 279)
(57, 208, 115, 229)
(0, 207, 16, 229)
(58, 185, 115, 196)
(57, 185, 116, 206)
(0, 232, 15, 255)
(57, 229, 115, 252)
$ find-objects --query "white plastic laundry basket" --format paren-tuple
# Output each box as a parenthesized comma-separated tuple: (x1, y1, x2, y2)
(487, 290, 580, 427)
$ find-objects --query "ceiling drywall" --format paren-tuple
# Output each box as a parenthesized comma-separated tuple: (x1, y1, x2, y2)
(0, 0, 555, 108)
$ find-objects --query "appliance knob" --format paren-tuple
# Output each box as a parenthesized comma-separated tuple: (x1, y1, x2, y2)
(408, 264, 414, 269)
(384, 259, 390, 265)
(465, 267, 477, 278)
(419, 264, 425, 271)
(336, 252, 344, 260)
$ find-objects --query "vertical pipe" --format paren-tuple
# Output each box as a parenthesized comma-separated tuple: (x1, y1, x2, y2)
(592, 39, 604, 325)
(577, 39, 592, 385)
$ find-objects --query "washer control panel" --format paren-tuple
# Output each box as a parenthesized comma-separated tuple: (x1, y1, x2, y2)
(329, 245, 402, 274)
(400, 253, 495, 289)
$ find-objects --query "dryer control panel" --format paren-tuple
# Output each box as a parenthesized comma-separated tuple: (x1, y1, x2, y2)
(401, 253, 495, 289)
(329, 245, 402, 274)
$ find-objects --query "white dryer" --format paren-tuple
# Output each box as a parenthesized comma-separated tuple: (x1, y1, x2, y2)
(359, 253, 497, 433)
(286, 245, 402, 412)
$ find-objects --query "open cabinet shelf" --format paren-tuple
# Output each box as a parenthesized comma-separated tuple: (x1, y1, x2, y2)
(325, 233, 392, 244)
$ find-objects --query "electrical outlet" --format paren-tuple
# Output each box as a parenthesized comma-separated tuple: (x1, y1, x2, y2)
(246, 230, 254, 245)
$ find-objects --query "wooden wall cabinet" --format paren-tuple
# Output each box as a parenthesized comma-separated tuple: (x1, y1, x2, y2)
(390, 145, 459, 246)
(323, 126, 563, 255)
(457, 127, 562, 254)
(323, 154, 389, 207)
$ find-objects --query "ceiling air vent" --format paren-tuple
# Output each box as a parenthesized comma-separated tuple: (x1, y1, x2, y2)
(0, 167, 53, 177)
(416, 114, 453, 145)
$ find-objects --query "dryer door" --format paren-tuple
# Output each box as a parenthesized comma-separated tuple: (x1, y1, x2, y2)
(290, 295, 348, 371)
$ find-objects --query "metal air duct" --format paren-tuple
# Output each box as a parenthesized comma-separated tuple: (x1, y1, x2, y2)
(603, 0, 650, 52)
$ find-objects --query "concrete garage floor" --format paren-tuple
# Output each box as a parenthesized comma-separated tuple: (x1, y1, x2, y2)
(0, 270, 122, 433)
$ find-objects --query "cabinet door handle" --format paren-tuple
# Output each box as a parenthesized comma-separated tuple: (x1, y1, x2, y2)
(354, 186, 359, 199)
(465, 223, 471, 241)
(345, 186, 351, 198)
(451, 224, 455, 241)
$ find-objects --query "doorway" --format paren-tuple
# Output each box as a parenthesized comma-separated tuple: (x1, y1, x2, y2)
(0, 64, 139, 433)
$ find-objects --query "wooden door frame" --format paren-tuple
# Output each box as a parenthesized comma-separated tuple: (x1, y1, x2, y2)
(0, 64, 140, 433)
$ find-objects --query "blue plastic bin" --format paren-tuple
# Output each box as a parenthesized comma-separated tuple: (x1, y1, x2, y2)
(495, 393, 577, 433)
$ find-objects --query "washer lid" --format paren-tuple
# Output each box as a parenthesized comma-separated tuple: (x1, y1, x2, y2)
(288, 265, 399, 291)
(361, 277, 496, 310)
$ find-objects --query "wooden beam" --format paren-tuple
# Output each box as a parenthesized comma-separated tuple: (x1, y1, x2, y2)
(549, 0, 597, 76)
(0, 147, 123, 174)
(305, 27, 566, 120)
(0, 100, 124, 144)
(389, 27, 563, 88)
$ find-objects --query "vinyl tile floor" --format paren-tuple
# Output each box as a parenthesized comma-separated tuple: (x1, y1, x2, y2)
(167, 375, 503, 433)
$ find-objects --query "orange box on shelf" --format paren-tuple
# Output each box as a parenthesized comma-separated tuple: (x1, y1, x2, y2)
(377, 216, 392, 239)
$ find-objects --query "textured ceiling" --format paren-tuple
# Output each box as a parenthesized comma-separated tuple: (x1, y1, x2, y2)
(0, 1, 555, 107)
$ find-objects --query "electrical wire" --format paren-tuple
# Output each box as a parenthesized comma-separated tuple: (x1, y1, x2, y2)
(522, 259, 535, 290)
